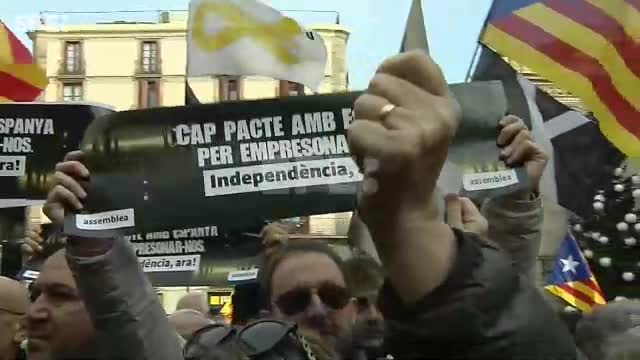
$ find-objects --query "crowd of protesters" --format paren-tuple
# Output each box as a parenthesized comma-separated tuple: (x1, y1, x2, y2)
(1, 51, 640, 360)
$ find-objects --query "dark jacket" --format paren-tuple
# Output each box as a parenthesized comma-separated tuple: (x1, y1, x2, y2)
(379, 229, 580, 359)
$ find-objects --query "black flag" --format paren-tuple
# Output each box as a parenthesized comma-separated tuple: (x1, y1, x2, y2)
(185, 80, 200, 105)
(472, 47, 625, 218)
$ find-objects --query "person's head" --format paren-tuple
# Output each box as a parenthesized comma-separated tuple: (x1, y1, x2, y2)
(0, 277, 29, 360)
(600, 332, 640, 360)
(576, 300, 640, 360)
(260, 222, 290, 257)
(26, 249, 97, 360)
(259, 240, 356, 349)
(177, 292, 210, 316)
(168, 309, 213, 341)
(344, 253, 385, 350)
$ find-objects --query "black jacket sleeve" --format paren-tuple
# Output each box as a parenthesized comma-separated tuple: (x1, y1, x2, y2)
(379, 229, 580, 360)
(0, 239, 23, 279)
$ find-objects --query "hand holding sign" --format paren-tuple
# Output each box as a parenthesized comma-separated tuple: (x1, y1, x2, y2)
(349, 51, 461, 302)
(497, 115, 548, 196)
(22, 225, 44, 259)
(348, 50, 460, 230)
(44, 151, 89, 224)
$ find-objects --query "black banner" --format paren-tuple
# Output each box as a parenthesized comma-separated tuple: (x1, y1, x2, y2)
(0, 103, 114, 207)
(125, 226, 263, 287)
(63, 82, 526, 235)
(16, 224, 264, 287)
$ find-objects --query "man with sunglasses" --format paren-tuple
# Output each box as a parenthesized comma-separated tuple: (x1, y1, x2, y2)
(0, 277, 29, 360)
(259, 240, 355, 355)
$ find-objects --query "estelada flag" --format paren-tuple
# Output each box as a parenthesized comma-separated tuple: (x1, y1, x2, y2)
(187, 0, 328, 91)
(479, 0, 640, 157)
(545, 233, 606, 313)
(0, 21, 47, 102)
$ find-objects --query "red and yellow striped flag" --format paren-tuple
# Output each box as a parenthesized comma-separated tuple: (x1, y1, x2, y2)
(480, 0, 640, 156)
(0, 21, 47, 102)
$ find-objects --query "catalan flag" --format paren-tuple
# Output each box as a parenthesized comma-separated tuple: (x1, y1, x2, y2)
(545, 233, 606, 313)
(480, 0, 640, 157)
(0, 21, 47, 102)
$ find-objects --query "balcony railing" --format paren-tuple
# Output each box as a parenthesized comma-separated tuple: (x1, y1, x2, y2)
(135, 58, 162, 76)
(58, 59, 85, 77)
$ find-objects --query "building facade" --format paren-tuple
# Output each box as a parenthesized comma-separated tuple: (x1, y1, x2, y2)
(28, 11, 350, 110)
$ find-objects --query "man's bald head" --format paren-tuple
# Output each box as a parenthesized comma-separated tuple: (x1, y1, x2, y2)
(27, 248, 97, 360)
(176, 292, 209, 314)
(168, 309, 212, 340)
(0, 277, 29, 360)
(0, 277, 29, 315)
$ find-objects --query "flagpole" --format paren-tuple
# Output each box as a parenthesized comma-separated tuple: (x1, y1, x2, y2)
(184, 8, 200, 106)
(465, 1, 496, 81)
(465, 43, 481, 82)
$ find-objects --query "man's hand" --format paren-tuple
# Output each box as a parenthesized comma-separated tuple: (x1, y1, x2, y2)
(445, 194, 488, 237)
(21, 225, 44, 260)
(348, 51, 460, 303)
(497, 115, 548, 196)
(43, 151, 114, 256)
(348, 50, 460, 231)
(43, 151, 89, 225)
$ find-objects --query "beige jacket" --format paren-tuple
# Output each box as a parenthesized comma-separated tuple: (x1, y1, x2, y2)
(66, 238, 184, 360)
(483, 193, 543, 282)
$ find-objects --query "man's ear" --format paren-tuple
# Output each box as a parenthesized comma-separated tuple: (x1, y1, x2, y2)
(12, 319, 27, 344)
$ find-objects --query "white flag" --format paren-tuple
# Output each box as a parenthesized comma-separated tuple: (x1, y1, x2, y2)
(187, 0, 328, 90)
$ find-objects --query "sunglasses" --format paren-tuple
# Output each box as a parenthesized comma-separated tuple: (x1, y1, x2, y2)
(236, 320, 317, 360)
(275, 282, 351, 316)
(184, 320, 317, 360)
(183, 324, 236, 360)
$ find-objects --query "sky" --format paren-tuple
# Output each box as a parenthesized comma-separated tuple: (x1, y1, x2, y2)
(3, 0, 494, 89)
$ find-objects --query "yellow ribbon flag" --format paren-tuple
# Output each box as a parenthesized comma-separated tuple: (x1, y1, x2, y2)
(187, 0, 328, 90)
(192, 2, 302, 65)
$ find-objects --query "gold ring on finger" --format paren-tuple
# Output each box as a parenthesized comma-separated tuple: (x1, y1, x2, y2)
(379, 103, 397, 121)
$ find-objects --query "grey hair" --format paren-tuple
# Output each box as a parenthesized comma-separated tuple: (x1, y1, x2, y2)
(601, 332, 640, 360)
(575, 300, 640, 360)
